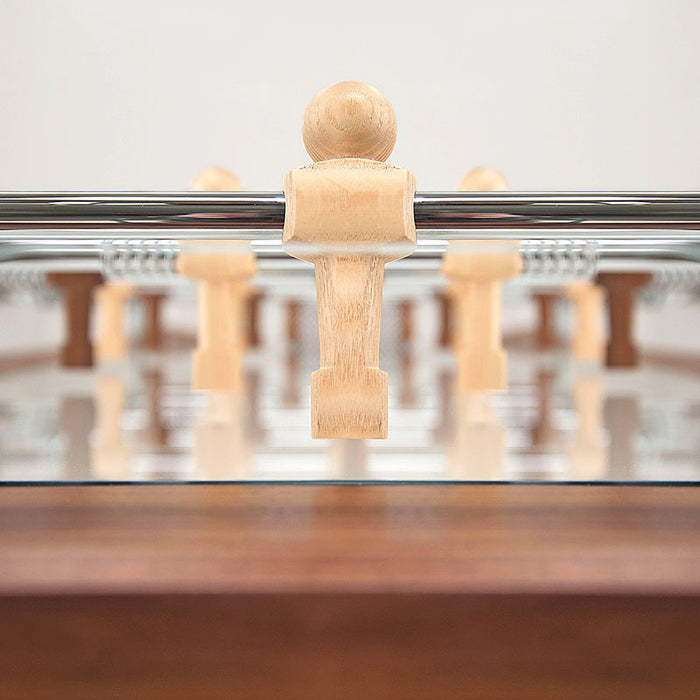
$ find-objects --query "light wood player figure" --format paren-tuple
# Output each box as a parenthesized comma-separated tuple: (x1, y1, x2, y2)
(442, 167, 521, 391)
(178, 168, 257, 392)
(95, 282, 134, 362)
(283, 81, 417, 439)
(565, 281, 605, 362)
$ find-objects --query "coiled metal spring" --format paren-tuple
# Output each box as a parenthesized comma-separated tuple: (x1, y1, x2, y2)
(641, 266, 700, 306)
(102, 240, 179, 279)
(0, 267, 57, 305)
(520, 240, 598, 279)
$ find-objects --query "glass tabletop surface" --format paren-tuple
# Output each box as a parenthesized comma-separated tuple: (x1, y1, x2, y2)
(1, 343, 698, 486)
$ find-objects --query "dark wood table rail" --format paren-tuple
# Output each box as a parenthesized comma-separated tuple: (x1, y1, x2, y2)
(1, 484, 699, 698)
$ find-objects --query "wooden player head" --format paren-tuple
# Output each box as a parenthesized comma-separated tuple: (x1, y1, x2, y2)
(458, 166, 509, 192)
(190, 167, 242, 192)
(302, 81, 397, 162)
(457, 166, 509, 192)
(182, 167, 256, 393)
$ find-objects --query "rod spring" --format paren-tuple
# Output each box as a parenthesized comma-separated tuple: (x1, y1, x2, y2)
(0, 267, 57, 305)
(641, 266, 700, 306)
(520, 240, 598, 279)
(102, 240, 179, 279)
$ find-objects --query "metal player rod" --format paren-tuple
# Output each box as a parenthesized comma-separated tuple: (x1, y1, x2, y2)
(0, 191, 699, 238)
(1, 238, 699, 267)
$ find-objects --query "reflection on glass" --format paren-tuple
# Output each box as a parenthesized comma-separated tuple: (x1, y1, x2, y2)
(328, 439, 369, 480)
(568, 375, 607, 480)
(449, 392, 506, 480)
(605, 396, 640, 480)
(0, 289, 698, 484)
(92, 375, 131, 480)
(141, 369, 168, 448)
(193, 392, 250, 480)
(282, 300, 301, 408)
(530, 369, 558, 450)
(60, 395, 93, 480)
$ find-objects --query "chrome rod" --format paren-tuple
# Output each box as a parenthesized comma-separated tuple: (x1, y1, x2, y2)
(0, 191, 699, 237)
(1, 238, 698, 271)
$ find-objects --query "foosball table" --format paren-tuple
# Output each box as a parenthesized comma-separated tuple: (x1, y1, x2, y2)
(1, 82, 698, 698)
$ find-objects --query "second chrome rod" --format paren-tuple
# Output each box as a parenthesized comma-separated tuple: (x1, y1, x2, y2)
(0, 192, 699, 237)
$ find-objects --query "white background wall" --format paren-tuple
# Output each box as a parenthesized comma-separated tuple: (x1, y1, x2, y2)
(0, 0, 698, 353)
(1, 0, 698, 190)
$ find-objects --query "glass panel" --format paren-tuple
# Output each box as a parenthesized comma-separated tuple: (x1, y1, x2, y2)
(1, 341, 697, 485)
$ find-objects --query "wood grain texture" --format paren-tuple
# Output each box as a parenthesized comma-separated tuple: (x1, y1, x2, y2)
(302, 80, 397, 162)
(284, 82, 416, 438)
(1, 484, 700, 698)
(0, 484, 699, 596)
(1, 592, 698, 699)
